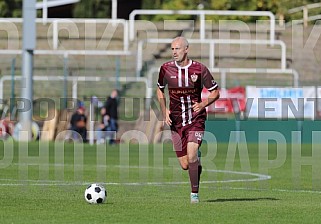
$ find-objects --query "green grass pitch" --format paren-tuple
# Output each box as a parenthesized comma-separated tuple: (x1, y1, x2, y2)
(0, 141, 321, 223)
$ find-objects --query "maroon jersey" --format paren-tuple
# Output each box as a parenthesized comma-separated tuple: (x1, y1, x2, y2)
(157, 60, 218, 127)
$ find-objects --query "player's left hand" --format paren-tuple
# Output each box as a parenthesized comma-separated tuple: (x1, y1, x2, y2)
(192, 101, 205, 113)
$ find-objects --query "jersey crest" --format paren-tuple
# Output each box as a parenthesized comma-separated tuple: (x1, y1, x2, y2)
(191, 73, 198, 82)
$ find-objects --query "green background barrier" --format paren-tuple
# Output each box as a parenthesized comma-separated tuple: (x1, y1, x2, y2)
(205, 119, 321, 143)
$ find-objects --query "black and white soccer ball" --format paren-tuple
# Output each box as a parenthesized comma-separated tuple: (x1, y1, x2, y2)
(84, 183, 107, 204)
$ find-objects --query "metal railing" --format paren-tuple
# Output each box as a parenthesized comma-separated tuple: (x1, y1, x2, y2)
(0, 18, 129, 51)
(288, 3, 321, 26)
(129, 9, 276, 44)
(0, 49, 131, 56)
(213, 68, 299, 89)
(0, 49, 133, 104)
(136, 38, 286, 77)
(0, 75, 149, 107)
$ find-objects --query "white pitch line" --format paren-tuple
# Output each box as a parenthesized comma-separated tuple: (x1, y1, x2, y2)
(6, 164, 272, 182)
(224, 187, 321, 195)
(0, 168, 271, 186)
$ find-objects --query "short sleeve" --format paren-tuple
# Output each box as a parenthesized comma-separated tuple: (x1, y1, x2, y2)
(201, 66, 218, 91)
(157, 65, 167, 90)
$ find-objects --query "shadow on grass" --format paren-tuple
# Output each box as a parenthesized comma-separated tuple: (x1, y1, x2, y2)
(205, 197, 279, 203)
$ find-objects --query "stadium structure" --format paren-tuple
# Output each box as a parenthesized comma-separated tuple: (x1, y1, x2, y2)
(0, 0, 320, 143)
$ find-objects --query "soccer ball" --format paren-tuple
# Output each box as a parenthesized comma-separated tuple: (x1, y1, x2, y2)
(84, 183, 107, 204)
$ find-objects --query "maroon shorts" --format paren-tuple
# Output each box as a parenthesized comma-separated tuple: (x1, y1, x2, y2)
(170, 119, 205, 158)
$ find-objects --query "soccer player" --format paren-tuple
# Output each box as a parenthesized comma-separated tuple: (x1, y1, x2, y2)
(157, 36, 220, 203)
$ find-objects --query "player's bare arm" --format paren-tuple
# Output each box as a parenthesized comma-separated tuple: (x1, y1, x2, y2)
(192, 89, 220, 113)
(156, 88, 172, 126)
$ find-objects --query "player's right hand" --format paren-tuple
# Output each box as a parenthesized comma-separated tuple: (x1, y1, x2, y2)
(164, 109, 172, 126)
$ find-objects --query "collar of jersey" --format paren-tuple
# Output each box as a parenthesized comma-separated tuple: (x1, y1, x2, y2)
(174, 59, 192, 69)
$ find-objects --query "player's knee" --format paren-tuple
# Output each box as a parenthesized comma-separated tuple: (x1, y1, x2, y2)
(180, 161, 189, 170)
(181, 164, 189, 170)
(188, 156, 198, 164)
(178, 156, 189, 170)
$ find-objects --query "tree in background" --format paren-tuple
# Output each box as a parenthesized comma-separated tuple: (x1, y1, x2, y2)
(0, 0, 320, 22)
(141, 0, 163, 10)
(0, 0, 111, 19)
(0, 0, 22, 17)
(73, 0, 110, 18)
(153, 0, 200, 20)
(140, 0, 321, 22)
